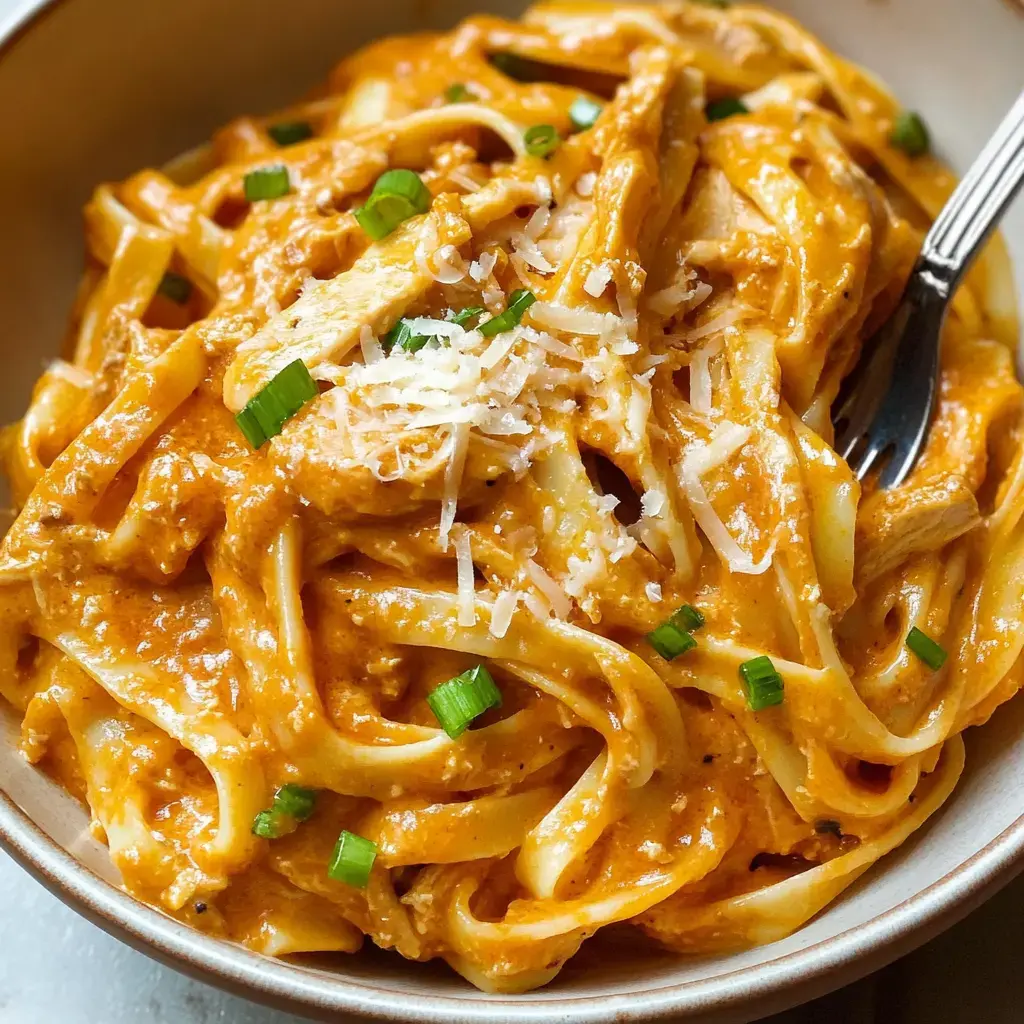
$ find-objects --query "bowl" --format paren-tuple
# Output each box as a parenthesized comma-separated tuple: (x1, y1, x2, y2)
(0, 0, 1023, 1021)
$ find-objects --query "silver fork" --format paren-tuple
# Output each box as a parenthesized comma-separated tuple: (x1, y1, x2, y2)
(833, 89, 1024, 489)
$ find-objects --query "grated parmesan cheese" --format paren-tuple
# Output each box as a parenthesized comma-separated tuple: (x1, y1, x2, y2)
(645, 582, 663, 602)
(454, 529, 477, 626)
(526, 559, 572, 619)
(680, 306, 754, 343)
(440, 423, 470, 551)
(530, 301, 624, 337)
(523, 591, 552, 622)
(488, 589, 519, 638)
(448, 169, 482, 193)
(525, 206, 551, 239)
(689, 338, 723, 415)
(403, 317, 466, 342)
(649, 267, 713, 317)
(431, 244, 468, 284)
(324, 322, 583, 545)
(641, 489, 666, 518)
(360, 324, 384, 364)
(679, 421, 774, 574)
(511, 233, 555, 274)
(584, 263, 613, 297)
(469, 251, 497, 283)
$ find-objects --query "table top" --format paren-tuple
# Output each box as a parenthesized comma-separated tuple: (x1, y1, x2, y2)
(1, 843, 1022, 1024)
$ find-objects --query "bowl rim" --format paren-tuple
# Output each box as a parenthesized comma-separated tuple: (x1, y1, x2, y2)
(3, 780, 1024, 1023)
(1, 0, 1023, 1021)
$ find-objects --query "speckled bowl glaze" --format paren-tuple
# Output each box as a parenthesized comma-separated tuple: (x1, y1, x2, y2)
(0, 1, 1022, 1021)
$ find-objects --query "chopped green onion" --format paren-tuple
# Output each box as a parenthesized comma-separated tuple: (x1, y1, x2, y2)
(445, 83, 473, 103)
(479, 289, 536, 337)
(706, 97, 749, 122)
(384, 319, 431, 354)
(234, 358, 318, 449)
(274, 784, 318, 821)
(890, 111, 930, 157)
(672, 604, 705, 632)
(569, 96, 603, 132)
(739, 655, 785, 711)
(328, 830, 378, 888)
(647, 621, 696, 661)
(905, 626, 947, 670)
(386, 310, 486, 353)
(490, 52, 532, 81)
(647, 604, 705, 660)
(251, 809, 290, 839)
(355, 168, 432, 241)
(234, 408, 266, 450)
(524, 124, 562, 158)
(251, 783, 319, 838)
(268, 121, 313, 146)
(157, 271, 192, 304)
(448, 305, 485, 327)
(427, 664, 502, 739)
(244, 164, 291, 202)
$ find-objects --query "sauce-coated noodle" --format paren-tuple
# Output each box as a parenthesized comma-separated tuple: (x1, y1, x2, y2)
(1, 1, 1020, 992)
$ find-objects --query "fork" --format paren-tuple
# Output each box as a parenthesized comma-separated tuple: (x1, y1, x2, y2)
(833, 89, 1024, 489)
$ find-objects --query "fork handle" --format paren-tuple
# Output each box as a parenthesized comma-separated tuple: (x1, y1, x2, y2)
(919, 88, 1024, 296)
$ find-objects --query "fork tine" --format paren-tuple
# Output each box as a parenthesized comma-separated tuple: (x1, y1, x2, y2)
(833, 420, 863, 463)
(877, 425, 929, 490)
(852, 436, 887, 482)
(877, 445, 914, 490)
(833, 382, 880, 462)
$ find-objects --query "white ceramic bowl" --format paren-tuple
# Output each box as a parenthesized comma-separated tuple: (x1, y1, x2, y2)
(0, 1, 1022, 1021)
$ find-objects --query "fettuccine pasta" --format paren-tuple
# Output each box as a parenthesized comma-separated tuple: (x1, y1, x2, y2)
(1, 0, 1021, 993)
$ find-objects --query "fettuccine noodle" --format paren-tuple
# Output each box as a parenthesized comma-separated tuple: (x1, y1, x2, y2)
(1, 1, 1021, 993)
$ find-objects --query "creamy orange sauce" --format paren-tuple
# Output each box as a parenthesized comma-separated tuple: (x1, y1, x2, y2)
(0, 0, 1021, 994)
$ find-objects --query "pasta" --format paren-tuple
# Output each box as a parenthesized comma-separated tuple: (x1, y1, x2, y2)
(2, 0, 1023, 994)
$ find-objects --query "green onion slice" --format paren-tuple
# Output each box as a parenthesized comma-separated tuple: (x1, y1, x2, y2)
(355, 169, 432, 241)
(234, 358, 318, 449)
(251, 809, 290, 839)
(268, 121, 313, 146)
(479, 289, 536, 337)
(448, 305, 485, 327)
(647, 604, 705, 660)
(569, 96, 603, 132)
(384, 319, 431, 354)
(427, 664, 502, 739)
(524, 123, 562, 158)
(905, 626, 947, 670)
(157, 271, 192, 304)
(490, 52, 532, 81)
(672, 604, 705, 632)
(647, 621, 696, 661)
(328, 830, 378, 888)
(244, 164, 291, 202)
(739, 655, 785, 711)
(706, 97, 749, 122)
(251, 783, 319, 838)
(274, 784, 318, 821)
(445, 83, 473, 103)
(890, 111, 930, 157)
